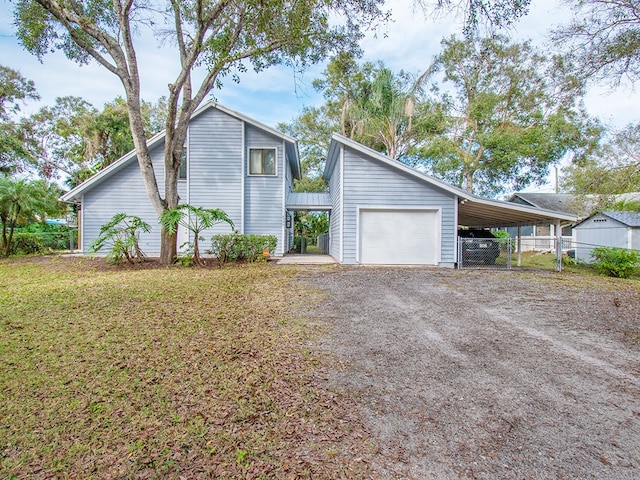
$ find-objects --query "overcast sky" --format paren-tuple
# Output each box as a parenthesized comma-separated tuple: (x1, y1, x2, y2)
(1, 0, 638, 191)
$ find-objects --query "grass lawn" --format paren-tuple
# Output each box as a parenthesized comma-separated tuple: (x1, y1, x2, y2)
(0, 257, 372, 479)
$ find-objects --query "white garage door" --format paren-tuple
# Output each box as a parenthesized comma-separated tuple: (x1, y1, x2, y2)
(359, 209, 439, 265)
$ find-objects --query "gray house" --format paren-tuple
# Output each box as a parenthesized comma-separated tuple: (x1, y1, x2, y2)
(322, 134, 577, 266)
(61, 102, 301, 256)
(63, 108, 578, 266)
(574, 211, 640, 263)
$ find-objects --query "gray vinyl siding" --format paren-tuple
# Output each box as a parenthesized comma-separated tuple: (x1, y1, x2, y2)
(77, 104, 298, 258)
(244, 125, 285, 255)
(187, 108, 242, 239)
(633, 228, 640, 251)
(328, 149, 342, 261)
(82, 141, 187, 254)
(575, 215, 630, 262)
(340, 146, 456, 266)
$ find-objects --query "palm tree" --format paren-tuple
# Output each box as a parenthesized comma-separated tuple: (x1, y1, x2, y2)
(363, 68, 418, 160)
(160, 204, 234, 266)
(0, 177, 62, 256)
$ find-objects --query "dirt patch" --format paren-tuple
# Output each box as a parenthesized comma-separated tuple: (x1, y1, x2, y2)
(301, 267, 640, 479)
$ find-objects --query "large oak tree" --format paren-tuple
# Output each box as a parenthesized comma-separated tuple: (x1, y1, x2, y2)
(13, 0, 387, 263)
(415, 34, 601, 197)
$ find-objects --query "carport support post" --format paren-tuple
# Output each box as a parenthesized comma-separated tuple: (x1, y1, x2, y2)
(517, 226, 522, 267)
(555, 220, 562, 272)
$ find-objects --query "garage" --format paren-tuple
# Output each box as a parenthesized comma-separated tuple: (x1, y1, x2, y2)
(324, 133, 578, 267)
(359, 208, 440, 264)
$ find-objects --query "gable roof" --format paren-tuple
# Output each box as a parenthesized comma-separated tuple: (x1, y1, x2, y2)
(509, 192, 640, 219)
(508, 192, 583, 214)
(61, 101, 301, 202)
(576, 211, 640, 228)
(324, 133, 578, 227)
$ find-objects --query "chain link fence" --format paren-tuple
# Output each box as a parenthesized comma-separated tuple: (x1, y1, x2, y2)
(458, 237, 512, 269)
(459, 235, 639, 272)
(458, 236, 574, 271)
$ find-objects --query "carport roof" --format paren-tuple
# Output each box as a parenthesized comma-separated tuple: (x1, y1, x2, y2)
(457, 197, 577, 228)
(325, 133, 578, 228)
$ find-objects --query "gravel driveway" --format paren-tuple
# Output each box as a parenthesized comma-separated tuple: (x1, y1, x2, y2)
(301, 267, 640, 479)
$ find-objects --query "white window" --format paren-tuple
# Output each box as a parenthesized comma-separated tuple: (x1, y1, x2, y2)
(249, 148, 276, 175)
(179, 148, 187, 180)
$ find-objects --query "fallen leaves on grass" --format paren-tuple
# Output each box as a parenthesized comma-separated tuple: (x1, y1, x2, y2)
(0, 257, 376, 479)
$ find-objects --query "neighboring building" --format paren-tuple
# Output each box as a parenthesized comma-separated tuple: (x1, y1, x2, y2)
(574, 211, 640, 263)
(507, 192, 590, 237)
(62, 110, 578, 266)
(507, 192, 640, 237)
(61, 102, 301, 256)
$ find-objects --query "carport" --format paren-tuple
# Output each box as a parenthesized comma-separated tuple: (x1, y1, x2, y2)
(457, 196, 578, 269)
(324, 133, 578, 267)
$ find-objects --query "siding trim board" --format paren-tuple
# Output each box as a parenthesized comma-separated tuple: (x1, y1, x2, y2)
(240, 121, 245, 233)
(281, 139, 286, 255)
(339, 145, 344, 263)
(454, 197, 459, 263)
(81, 194, 86, 252)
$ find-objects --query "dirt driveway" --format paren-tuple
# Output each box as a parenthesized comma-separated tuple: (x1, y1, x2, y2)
(301, 267, 640, 479)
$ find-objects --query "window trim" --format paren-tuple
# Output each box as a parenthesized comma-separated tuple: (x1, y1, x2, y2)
(248, 147, 277, 176)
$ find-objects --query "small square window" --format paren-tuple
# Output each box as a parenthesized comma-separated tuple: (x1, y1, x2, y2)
(249, 148, 276, 175)
(179, 149, 187, 180)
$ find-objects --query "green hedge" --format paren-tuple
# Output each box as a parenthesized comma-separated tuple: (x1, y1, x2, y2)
(8, 233, 47, 256)
(591, 247, 639, 278)
(210, 234, 277, 263)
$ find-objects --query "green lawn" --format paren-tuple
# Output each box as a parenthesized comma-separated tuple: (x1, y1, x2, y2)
(0, 257, 372, 479)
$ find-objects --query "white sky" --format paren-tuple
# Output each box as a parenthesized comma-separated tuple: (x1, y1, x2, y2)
(1, 0, 638, 192)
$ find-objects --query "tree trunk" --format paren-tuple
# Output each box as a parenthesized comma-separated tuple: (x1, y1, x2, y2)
(465, 171, 474, 192)
(160, 227, 177, 265)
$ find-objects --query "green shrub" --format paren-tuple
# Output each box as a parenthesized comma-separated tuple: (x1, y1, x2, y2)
(492, 230, 513, 253)
(562, 254, 579, 267)
(10, 233, 47, 255)
(591, 247, 639, 278)
(90, 213, 151, 265)
(210, 234, 277, 262)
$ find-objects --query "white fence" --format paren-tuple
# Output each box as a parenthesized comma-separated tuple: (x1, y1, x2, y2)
(514, 236, 574, 253)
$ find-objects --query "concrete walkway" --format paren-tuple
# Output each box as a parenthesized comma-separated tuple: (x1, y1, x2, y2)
(276, 254, 338, 265)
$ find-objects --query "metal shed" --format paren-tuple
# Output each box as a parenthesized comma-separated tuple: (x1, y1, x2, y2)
(574, 211, 640, 263)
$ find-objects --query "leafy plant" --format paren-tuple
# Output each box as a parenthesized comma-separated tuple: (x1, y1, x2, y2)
(175, 242, 194, 267)
(19, 222, 77, 251)
(9, 232, 46, 255)
(210, 234, 277, 263)
(236, 448, 250, 467)
(562, 254, 579, 267)
(160, 204, 234, 266)
(591, 247, 639, 278)
(89, 213, 151, 265)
